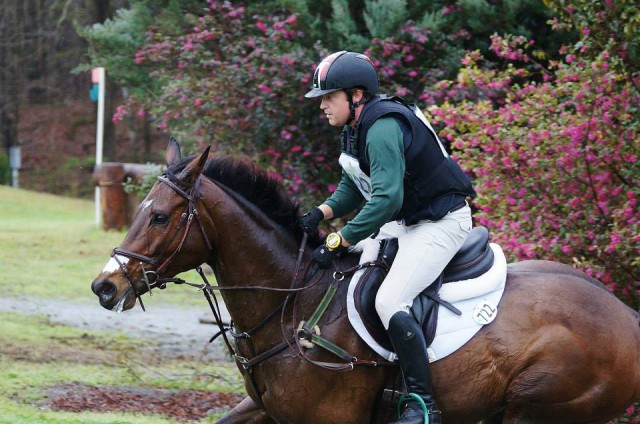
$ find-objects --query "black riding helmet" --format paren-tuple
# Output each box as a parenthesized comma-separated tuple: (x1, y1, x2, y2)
(304, 51, 378, 98)
(305, 51, 378, 122)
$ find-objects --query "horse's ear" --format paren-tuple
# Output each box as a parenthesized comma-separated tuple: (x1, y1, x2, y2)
(165, 137, 182, 166)
(178, 145, 211, 186)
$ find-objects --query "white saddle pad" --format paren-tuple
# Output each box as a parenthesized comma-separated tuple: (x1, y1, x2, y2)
(347, 243, 507, 363)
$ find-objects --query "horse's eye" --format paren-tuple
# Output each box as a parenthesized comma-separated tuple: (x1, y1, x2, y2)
(151, 213, 169, 226)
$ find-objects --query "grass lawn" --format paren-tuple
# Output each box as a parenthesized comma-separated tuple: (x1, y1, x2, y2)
(0, 185, 205, 306)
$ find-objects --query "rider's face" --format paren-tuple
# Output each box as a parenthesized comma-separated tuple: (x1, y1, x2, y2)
(320, 90, 351, 127)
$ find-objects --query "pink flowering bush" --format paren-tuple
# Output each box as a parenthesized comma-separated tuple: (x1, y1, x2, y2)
(120, 2, 479, 204)
(125, 0, 338, 201)
(428, 24, 639, 419)
(428, 35, 639, 311)
(544, 0, 639, 73)
(364, 23, 467, 100)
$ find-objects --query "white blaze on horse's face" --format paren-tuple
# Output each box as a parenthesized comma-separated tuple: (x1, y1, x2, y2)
(140, 199, 153, 212)
(102, 255, 129, 273)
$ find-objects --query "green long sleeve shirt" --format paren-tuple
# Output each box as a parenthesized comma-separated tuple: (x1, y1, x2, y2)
(324, 117, 405, 244)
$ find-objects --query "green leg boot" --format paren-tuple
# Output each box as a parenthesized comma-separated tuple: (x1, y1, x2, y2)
(387, 311, 442, 424)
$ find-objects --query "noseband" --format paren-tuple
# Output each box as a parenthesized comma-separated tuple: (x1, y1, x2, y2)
(110, 174, 213, 311)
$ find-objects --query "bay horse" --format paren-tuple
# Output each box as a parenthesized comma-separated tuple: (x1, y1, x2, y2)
(91, 140, 640, 424)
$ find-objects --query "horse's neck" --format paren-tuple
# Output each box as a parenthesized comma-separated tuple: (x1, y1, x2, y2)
(212, 233, 299, 289)
(204, 191, 301, 332)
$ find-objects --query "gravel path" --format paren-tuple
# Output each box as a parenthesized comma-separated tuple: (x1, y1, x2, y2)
(0, 295, 233, 362)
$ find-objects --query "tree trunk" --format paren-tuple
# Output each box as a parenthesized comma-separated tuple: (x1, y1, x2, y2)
(0, 0, 26, 187)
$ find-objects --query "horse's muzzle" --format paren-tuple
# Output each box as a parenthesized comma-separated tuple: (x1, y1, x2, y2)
(91, 278, 117, 307)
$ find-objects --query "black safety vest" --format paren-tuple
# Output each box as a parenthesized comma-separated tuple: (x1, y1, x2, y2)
(341, 95, 476, 223)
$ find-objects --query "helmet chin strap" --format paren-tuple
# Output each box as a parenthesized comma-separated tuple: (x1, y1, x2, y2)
(346, 88, 370, 124)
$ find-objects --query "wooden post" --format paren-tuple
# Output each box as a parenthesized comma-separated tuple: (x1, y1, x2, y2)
(92, 162, 155, 231)
(93, 163, 127, 231)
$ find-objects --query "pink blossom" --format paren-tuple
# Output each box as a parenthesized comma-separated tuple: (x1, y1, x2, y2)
(280, 130, 292, 141)
(265, 148, 281, 159)
(112, 105, 128, 123)
(256, 22, 268, 33)
(285, 15, 297, 25)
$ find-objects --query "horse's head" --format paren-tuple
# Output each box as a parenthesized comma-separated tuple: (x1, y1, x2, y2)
(91, 138, 213, 312)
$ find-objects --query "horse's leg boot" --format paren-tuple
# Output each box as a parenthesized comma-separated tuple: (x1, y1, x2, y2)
(387, 311, 442, 424)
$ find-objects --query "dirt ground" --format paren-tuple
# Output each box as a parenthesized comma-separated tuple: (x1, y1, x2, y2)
(46, 383, 244, 422)
(0, 295, 242, 422)
(0, 296, 232, 362)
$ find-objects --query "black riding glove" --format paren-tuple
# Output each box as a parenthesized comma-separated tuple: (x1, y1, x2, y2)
(312, 232, 348, 268)
(300, 207, 324, 235)
(312, 245, 348, 268)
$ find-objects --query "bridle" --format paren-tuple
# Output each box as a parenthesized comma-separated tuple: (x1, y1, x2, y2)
(110, 174, 213, 311)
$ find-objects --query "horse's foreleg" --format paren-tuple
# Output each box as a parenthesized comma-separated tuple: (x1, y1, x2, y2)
(216, 396, 275, 424)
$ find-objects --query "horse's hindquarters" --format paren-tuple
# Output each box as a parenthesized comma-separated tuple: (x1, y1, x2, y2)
(431, 261, 640, 423)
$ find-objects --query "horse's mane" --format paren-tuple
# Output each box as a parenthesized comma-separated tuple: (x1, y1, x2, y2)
(166, 155, 319, 245)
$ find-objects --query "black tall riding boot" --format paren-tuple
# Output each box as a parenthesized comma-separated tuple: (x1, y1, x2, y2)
(387, 311, 442, 424)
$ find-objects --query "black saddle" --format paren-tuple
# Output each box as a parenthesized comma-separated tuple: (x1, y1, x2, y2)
(354, 226, 494, 352)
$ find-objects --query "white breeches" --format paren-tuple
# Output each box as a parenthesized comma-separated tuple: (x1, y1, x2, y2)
(355, 205, 473, 329)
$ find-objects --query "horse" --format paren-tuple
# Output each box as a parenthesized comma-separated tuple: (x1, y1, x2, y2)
(91, 140, 640, 424)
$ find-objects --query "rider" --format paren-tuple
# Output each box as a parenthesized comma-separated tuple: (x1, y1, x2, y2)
(301, 51, 476, 424)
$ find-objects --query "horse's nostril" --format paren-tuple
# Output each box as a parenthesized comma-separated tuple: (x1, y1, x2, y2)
(100, 283, 115, 296)
(92, 279, 116, 297)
